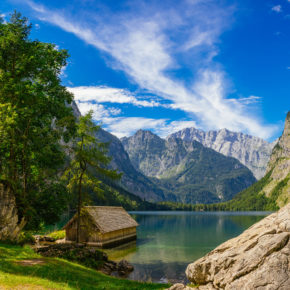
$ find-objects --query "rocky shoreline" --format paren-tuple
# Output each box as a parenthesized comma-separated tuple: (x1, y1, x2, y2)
(169, 203, 290, 289)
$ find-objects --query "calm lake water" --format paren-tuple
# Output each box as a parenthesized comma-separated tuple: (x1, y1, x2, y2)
(105, 211, 271, 284)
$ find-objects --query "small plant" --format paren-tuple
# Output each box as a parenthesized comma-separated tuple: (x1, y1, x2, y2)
(17, 232, 36, 246)
(48, 230, 66, 240)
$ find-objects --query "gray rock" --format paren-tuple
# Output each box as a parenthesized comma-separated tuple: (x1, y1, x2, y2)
(121, 129, 256, 203)
(185, 203, 290, 289)
(169, 127, 275, 180)
(259, 112, 290, 207)
(117, 259, 134, 275)
(167, 283, 193, 290)
(0, 184, 25, 241)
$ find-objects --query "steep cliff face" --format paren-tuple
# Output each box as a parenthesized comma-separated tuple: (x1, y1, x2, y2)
(169, 128, 275, 179)
(175, 203, 289, 290)
(122, 130, 256, 203)
(94, 128, 165, 202)
(221, 112, 290, 210)
(262, 111, 290, 207)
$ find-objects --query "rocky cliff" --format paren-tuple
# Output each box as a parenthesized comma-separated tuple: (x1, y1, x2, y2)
(94, 128, 165, 202)
(169, 203, 290, 290)
(169, 128, 275, 179)
(224, 112, 290, 210)
(122, 130, 256, 203)
(262, 112, 290, 207)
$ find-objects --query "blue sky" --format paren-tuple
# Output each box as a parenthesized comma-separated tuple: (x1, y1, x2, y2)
(1, 0, 289, 141)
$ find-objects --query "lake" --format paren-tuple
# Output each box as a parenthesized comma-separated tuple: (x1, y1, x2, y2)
(105, 211, 271, 284)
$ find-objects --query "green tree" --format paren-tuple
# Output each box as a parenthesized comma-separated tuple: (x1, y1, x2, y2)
(64, 111, 121, 243)
(0, 12, 76, 236)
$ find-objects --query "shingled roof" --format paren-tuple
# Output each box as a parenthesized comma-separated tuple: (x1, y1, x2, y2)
(64, 206, 138, 233)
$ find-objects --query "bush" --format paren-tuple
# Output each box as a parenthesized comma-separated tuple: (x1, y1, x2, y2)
(17, 232, 36, 246)
(48, 230, 66, 240)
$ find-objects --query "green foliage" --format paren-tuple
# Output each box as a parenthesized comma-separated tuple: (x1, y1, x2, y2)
(48, 230, 65, 240)
(152, 143, 256, 204)
(17, 231, 35, 246)
(123, 133, 256, 204)
(158, 170, 283, 212)
(0, 12, 76, 230)
(88, 177, 168, 211)
(267, 176, 289, 207)
(64, 111, 121, 242)
(64, 111, 121, 194)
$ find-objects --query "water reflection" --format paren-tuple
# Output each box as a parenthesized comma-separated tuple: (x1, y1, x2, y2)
(105, 211, 270, 283)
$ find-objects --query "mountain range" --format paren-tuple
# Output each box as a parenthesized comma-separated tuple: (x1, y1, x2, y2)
(71, 102, 165, 202)
(121, 130, 256, 203)
(72, 101, 288, 208)
(219, 111, 290, 210)
(169, 128, 275, 179)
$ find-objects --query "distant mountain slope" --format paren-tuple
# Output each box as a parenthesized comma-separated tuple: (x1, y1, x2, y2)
(72, 102, 165, 202)
(168, 127, 275, 179)
(121, 130, 256, 204)
(95, 128, 165, 202)
(218, 112, 290, 210)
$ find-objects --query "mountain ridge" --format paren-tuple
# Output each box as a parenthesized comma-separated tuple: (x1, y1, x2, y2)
(72, 102, 165, 202)
(215, 111, 290, 210)
(168, 127, 275, 179)
(121, 130, 256, 203)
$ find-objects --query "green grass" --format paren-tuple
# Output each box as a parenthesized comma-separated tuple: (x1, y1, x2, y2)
(0, 243, 169, 290)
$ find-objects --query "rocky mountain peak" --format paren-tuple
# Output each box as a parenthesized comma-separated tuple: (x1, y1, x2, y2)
(169, 127, 275, 179)
(121, 129, 256, 203)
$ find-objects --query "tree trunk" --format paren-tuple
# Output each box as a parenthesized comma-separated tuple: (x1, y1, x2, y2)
(76, 172, 83, 244)
(0, 183, 26, 241)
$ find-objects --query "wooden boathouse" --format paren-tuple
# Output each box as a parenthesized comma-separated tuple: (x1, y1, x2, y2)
(63, 206, 138, 248)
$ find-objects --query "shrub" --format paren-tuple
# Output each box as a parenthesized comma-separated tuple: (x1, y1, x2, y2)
(48, 230, 66, 240)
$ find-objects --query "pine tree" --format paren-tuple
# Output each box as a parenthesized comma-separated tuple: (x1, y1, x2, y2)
(64, 111, 121, 243)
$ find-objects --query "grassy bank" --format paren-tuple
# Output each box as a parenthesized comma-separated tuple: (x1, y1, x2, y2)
(0, 243, 169, 290)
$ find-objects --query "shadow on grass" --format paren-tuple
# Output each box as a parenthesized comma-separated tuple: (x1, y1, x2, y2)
(0, 244, 169, 290)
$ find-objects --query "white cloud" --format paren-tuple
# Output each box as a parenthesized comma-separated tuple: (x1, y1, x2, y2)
(102, 117, 167, 138)
(228, 95, 261, 105)
(76, 101, 121, 120)
(68, 86, 162, 107)
(26, 0, 279, 140)
(101, 117, 198, 138)
(0, 13, 7, 24)
(157, 120, 199, 137)
(272, 5, 282, 13)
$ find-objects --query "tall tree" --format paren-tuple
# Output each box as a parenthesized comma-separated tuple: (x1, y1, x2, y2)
(64, 111, 121, 243)
(0, 12, 76, 238)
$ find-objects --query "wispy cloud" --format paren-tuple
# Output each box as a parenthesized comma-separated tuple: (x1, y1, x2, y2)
(68, 86, 163, 108)
(26, 0, 279, 139)
(101, 117, 198, 138)
(76, 101, 121, 120)
(272, 5, 282, 13)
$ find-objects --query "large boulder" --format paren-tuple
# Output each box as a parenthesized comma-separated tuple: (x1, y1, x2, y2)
(183, 203, 290, 289)
(0, 184, 25, 241)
